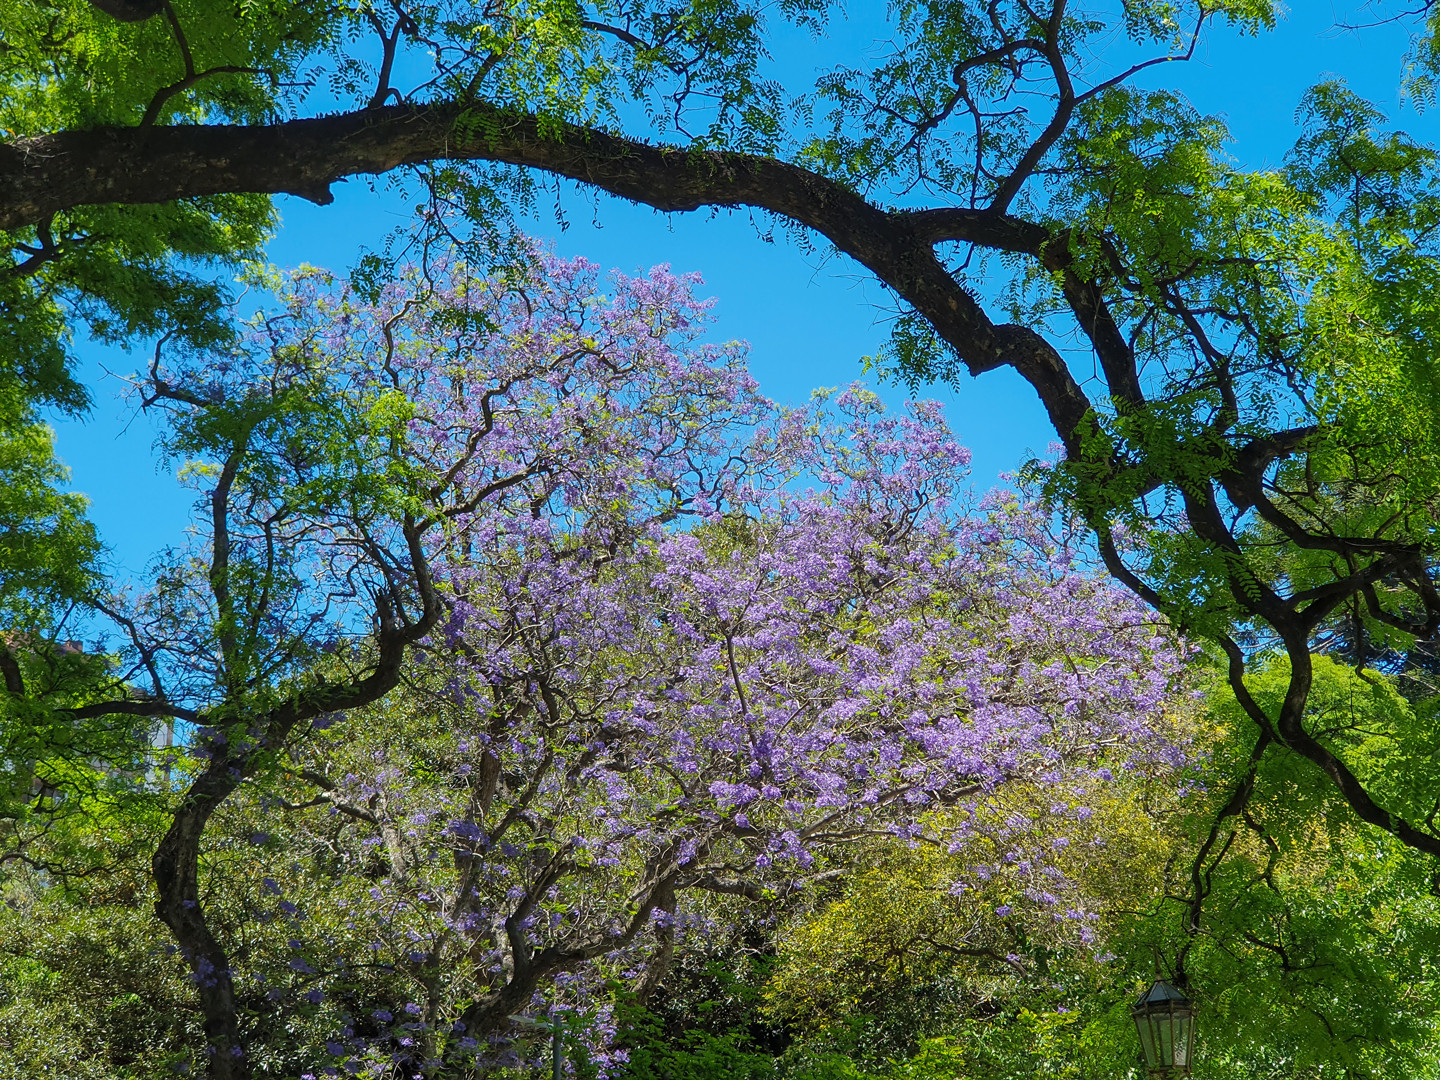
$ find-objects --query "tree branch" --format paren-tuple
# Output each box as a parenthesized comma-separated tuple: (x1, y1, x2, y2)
(0, 104, 1094, 444)
(62, 698, 200, 723)
(142, 66, 260, 128)
(988, 0, 1073, 213)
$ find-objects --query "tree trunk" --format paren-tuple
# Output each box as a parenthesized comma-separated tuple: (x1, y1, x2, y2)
(152, 762, 250, 1079)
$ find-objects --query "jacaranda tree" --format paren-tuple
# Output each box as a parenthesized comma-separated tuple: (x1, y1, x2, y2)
(3, 249, 1191, 1078)
(251, 386, 1186, 1076)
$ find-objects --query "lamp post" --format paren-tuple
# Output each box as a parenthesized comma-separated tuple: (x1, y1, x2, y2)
(1131, 975, 1195, 1078)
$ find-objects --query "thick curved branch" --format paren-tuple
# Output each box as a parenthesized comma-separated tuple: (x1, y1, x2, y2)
(1362, 580, 1440, 640)
(1272, 653, 1440, 855)
(1051, 247, 1141, 405)
(1227, 426, 1320, 491)
(8, 215, 58, 278)
(0, 103, 1095, 443)
(904, 206, 1050, 252)
(363, 8, 408, 109)
(909, 211, 1141, 403)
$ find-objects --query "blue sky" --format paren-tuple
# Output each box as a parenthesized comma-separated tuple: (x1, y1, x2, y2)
(50, 3, 1434, 581)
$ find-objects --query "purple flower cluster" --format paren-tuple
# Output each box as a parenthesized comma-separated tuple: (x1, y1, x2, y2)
(230, 248, 1189, 1074)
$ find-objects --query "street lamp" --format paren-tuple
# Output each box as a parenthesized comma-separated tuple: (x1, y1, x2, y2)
(1131, 975, 1195, 1077)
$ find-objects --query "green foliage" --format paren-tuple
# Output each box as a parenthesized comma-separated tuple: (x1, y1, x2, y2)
(0, 413, 98, 629)
(9, 641, 1440, 1079)
(1168, 664, 1440, 1078)
(617, 999, 784, 1080)
(796, 1, 1279, 195)
(753, 660, 1440, 1080)
(0, 900, 199, 1080)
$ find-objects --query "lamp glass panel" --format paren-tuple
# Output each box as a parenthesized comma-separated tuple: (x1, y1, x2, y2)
(1136, 1020, 1157, 1067)
(1153, 1013, 1174, 1066)
(1173, 1015, 1192, 1066)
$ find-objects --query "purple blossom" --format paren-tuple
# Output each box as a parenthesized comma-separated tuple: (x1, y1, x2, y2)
(164, 248, 1191, 1078)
